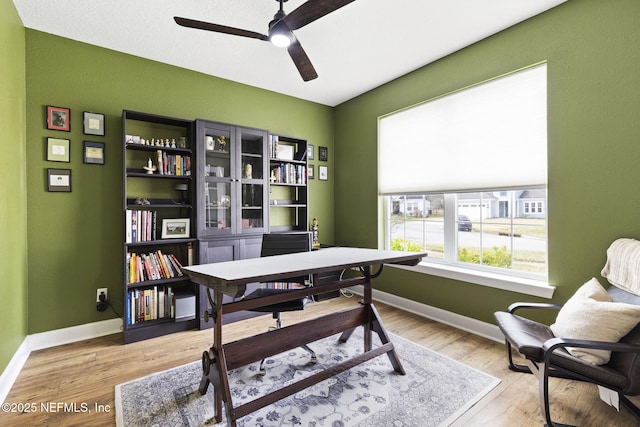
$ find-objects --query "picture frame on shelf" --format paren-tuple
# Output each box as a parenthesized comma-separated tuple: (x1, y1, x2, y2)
(318, 146, 328, 162)
(83, 141, 105, 165)
(161, 218, 190, 239)
(308, 164, 315, 180)
(205, 136, 215, 151)
(319, 165, 328, 181)
(276, 144, 294, 160)
(83, 111, 105, 136)
(47, 168, 72, 192)
(47, 137, 70, 162)
(46, 106, 70, 132)
(307, 144, 315, 160)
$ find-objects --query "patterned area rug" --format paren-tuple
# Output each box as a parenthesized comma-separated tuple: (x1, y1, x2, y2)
(115, 329, 500, 426)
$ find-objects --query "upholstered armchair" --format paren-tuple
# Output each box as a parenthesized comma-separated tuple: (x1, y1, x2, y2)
(495, 239, 640, 426)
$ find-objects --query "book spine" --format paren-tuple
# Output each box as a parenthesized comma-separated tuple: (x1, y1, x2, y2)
(162, 152, 168, 175)
(156, 150, 163, 175)
(126, 210, 132, 243)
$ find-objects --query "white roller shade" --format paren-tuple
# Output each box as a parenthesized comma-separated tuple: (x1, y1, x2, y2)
(378, 64, 547, 195)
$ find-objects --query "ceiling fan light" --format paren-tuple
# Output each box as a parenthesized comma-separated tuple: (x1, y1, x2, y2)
(270, 32, 292, 48)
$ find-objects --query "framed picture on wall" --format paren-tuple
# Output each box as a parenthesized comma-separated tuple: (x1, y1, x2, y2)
(47, 168, 72, 192)
(46, 106, 70, 132)
(319, 165, 328, 181)
(83, 141, 105, 164)
(308, 164, 315, 180)
(307, 144, 315, 160)
(318, 146, 328, 162)
(46, 138, 70, 162)
(83, 112, 105, 136)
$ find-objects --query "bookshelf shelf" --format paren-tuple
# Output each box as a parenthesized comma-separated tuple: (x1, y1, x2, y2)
(122, 110, 198, 344)
(125, 238, 197, 247)
(126, 171, 193, 179)
(268, 134, 309, 233)
(126, 276, 191, 290)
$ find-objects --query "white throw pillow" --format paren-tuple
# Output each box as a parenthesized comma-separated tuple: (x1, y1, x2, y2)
(550, 278, 640, 365)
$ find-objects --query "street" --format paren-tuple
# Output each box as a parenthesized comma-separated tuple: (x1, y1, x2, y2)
(393, 220, 546, 252)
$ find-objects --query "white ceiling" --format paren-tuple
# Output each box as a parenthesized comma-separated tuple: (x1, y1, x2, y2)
(13, 0, 566, 107)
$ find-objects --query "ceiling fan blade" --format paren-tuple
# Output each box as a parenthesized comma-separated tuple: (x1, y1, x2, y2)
(174, 17, 269, 41)
(283, 0, 356, 31)
(287, 39, 318, 81)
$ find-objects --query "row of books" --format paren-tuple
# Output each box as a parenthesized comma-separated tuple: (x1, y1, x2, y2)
(268, 135, 281, 159)
(127, 250, 184, 284)
(271, 163, 307, 185)
(126, 209, 156, 243)
(261, 282, 307, 289)
(155, 150, 191, 176)
(125, 285, 174, 325)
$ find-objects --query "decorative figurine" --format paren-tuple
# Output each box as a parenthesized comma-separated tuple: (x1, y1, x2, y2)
(244, 163, 253, 179)
(217, 135, 227, 152)
(311, 217, 320, 248)
(143, 157, 156, 174)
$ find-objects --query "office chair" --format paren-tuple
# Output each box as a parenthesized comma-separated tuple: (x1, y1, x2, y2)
(244, 232, 317, 374)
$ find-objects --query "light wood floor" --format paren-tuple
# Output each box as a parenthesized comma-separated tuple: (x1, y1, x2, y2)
(2, 295, 638, 426)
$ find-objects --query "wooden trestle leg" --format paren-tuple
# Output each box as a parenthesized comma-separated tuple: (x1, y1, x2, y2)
(198, 263, 405, 426)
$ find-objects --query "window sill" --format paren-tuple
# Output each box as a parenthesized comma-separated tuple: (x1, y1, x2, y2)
(390, 261, 555, 299)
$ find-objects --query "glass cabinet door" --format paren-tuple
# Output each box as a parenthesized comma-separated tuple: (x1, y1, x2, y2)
(201, 125, 235, 236)
(238, 128, 267, 234)
(196, 120, 267, 237)
(205, 182, 232, 231)
(241, 183, 264, 231)
(204, 128, 232, 180)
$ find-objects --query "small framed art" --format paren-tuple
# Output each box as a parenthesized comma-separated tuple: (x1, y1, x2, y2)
(83, 112, 105, 136)
(308, 164, 315, 180)
(47, 168, 72, 192)
(161, 218, 190, 239)
(319, 165, 328, 181)
(307, 144, 315, 160)
(84, 141, 105, 164)
(318, 146, 328, 162)
(47, 138, 70, 162)
(46, 106, 70, 132)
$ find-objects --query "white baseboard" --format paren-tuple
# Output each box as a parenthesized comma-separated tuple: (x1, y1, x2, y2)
(0, 318, 122, 403)
(348, 286, 505, 343)
(0, 338, 31, 405)
(27, 318, 123, 351)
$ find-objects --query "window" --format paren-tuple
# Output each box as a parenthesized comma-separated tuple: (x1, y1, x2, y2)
(378, 63, 549, 290)
(387, 190, 547, 276)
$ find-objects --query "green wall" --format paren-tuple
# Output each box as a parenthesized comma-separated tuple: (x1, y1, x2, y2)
(24, 31, 334, 333)
(334, 0, 640, 323)
(0, 0, 28, 373)
(6, 0, 640, 372)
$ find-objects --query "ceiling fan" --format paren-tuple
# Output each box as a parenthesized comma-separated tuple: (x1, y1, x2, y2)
(174, 0, 355, 82)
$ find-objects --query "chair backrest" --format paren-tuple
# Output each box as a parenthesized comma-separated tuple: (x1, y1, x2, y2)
(260, 232, 313, 285)
(261, 232, 312, 257)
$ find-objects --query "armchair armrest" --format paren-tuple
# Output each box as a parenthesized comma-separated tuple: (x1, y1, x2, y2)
(508, 302, 564, 314)
(542, 337, 640, 361)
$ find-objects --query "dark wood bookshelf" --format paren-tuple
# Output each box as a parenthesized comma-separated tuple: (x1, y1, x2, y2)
(122, 110, 198, 344)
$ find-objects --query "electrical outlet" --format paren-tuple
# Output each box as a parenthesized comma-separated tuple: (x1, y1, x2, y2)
(96, 287, 108, 302)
